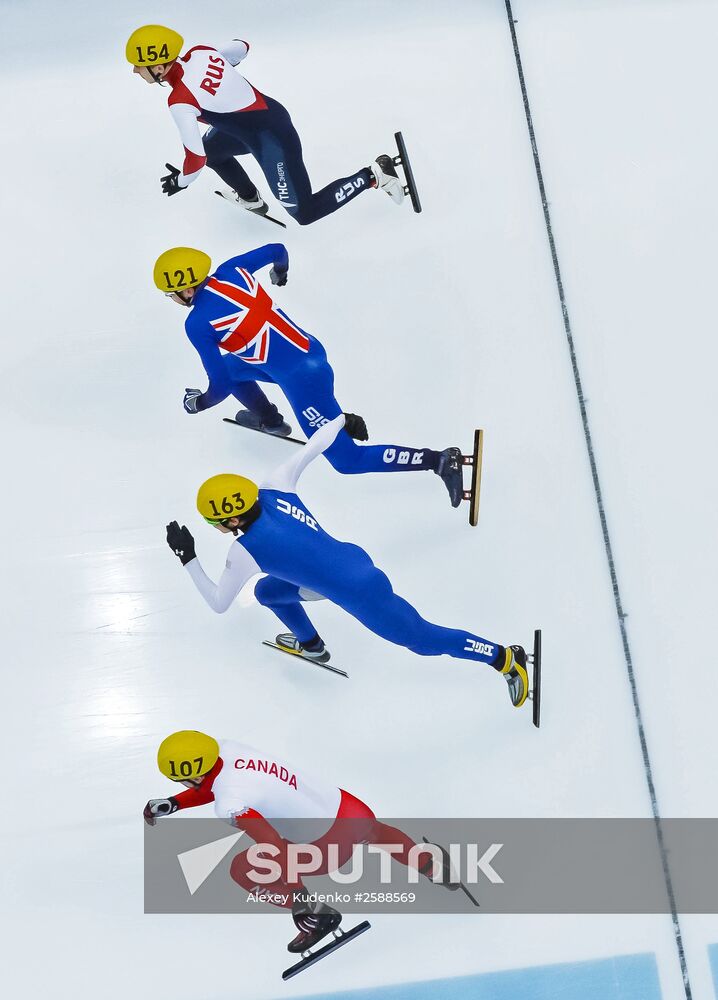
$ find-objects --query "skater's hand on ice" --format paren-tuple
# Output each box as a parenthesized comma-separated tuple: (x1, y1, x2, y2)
(270, 264, 288, 287)
(183, 388, 202, 413)
(166, 521, 196, 566)
(161, 163, 186, 196)
(143, 798, 179, 826)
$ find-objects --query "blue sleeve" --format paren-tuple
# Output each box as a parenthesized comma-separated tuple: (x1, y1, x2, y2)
(221, 244, 288, 275)
(185, 316, 233, 410)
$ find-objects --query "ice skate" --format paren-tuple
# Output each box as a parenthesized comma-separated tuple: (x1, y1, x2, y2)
(274, 633, 331, 664)
(217, 186, 269, 214)
(233, 407, 293, 438)
(283, 903, 370, 980)
(499, 644, 530, 708)
(288, 899, 342, 953)
(214, 186, 287, 227)
(435, 447, 463, 508)
(263, 634, 347, 678)
(370, 154, 405, 205)
(420, 838, 479, 905)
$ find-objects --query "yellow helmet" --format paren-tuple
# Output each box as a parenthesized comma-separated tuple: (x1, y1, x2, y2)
(157, 731, 219, 781)
(126, 25, 184, 67)
(197, 474, 259, 524)
(153, 247, 212, 293)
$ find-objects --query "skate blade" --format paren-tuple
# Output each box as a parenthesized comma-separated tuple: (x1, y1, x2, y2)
(526, 629, 542, 728)
(393, 131, 422, 213)
(262, 641, 349, 679)
(222, 417, 306, 446)
(460, 429, 484, 527)
(282, 921, 371, 981)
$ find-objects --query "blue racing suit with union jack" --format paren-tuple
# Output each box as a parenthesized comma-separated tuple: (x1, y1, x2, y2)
(184, 245, 440, 476)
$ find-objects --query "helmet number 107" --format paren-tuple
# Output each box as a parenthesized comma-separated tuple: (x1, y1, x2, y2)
(168, 757, 204, 778)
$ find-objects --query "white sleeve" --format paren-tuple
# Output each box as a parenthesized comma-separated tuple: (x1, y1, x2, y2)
(217, 39, 250, 65)
(261, 415, 345, 494)
(185, 543, 260, 613)
(169, 104, 207, 186)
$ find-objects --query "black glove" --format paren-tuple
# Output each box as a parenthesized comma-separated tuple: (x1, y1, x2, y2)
(161, 163, 185, 196)
(143, 797, 179, 827)
(343, 412, 368, 441)
(270, 264, 288, 287)
(166, 521, 196, 565)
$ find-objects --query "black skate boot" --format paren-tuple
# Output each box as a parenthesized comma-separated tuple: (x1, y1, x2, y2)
(233, 406, 292, 438)
(497, 645, 530, 708)
(435, 447, 463, 507)
(275, 633, 331, 664)
(343, 412, 369, 441)
(370, 155, 405, 205)
(288, 897, 342, 953)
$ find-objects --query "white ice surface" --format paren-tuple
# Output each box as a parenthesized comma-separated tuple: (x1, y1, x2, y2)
(1, 1, 716, 998)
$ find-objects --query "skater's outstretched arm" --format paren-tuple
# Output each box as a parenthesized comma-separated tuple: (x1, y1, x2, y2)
(263, 415, 345, 493)
(168, 101, 207, 188)
(224, 244, 289, 277)
(171, 782, 217, 809)
(217, 39, 250, 65)
(185, 317, 235, 409)
(185, 543, 261, 613)
(143, 757, 222, 824)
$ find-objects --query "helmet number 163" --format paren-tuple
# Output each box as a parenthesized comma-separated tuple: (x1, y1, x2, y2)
(207, 493, 246, 518)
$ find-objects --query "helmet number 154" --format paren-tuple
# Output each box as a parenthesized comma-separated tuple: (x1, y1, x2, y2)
(135, 43, 170, 64)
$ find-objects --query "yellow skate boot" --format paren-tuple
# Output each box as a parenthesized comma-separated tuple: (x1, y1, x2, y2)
(498, 645, 529, 708)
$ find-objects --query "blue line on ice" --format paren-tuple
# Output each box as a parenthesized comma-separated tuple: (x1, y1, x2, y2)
(286, 951, 661, 1000)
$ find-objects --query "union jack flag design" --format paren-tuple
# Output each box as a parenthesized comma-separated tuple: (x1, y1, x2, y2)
(206, 268, 310, 364)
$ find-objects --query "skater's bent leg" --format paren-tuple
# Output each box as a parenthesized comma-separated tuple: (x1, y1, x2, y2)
(230, 848, 299, 910)
(203, 127, 257, 200)
(367, 586, 501, 665)
(329, 548, 502, 666)
(231, 381, 284, 425)
(254, 577, 321, 644)
(311, 791, 435, 877)
(324, 433, 441, 476)
(254, 102, 372, 225)
(293, 168, 373, 225)
(284, 360, 440, 475)
(367, 821, 435, 874)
